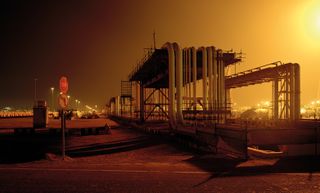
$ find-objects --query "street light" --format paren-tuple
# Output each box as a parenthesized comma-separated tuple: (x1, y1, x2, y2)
(51, 87, 55, 111)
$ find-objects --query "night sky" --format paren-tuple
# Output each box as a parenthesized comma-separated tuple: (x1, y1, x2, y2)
(1, 0, 147, 109)
(1, 0, 320, 109)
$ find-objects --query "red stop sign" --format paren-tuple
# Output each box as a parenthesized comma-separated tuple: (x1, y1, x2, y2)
(59, 76, 68, 94)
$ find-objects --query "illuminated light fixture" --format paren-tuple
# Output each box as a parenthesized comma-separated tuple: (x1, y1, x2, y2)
(300, 108, 306, 114)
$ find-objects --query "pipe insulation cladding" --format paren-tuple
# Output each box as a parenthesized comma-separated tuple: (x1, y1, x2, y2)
(161, 43, 228, 128)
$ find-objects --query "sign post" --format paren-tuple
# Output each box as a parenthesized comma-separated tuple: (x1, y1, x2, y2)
(59, 76, 69, 159)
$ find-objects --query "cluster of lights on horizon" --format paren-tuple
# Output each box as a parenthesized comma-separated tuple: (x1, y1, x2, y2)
(48, 86, 100, 112)
(300, 99, 320, 119)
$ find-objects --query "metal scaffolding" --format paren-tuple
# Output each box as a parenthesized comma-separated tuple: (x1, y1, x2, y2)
(225, 62, 300, 121)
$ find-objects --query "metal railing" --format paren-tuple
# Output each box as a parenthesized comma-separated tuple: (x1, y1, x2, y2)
(128, 48, 155, 80)
(226, 61, 283, 79)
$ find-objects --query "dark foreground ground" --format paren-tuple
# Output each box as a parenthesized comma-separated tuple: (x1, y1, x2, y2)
(0, 118, 320, 193)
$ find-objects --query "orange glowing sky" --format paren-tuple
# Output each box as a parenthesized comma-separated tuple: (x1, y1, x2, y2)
(1, 0, 320, 108)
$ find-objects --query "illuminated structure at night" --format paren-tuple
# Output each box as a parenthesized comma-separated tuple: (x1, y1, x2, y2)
(108, 42, 318, 158)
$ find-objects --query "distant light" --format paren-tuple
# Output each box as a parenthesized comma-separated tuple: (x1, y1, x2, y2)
(300, 108, 306, 114)
(51, 87, 54, 91)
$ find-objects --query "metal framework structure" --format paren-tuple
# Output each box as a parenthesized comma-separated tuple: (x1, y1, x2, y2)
(107, 42, 319, 158)
(128, 43, 241, 125)
(120, 81, 132, 117)
(225, 61, 300, 121)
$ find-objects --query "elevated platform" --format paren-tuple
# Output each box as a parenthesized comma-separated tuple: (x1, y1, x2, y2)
(225, 61, 296, 88)
(129, 48, 241, 88)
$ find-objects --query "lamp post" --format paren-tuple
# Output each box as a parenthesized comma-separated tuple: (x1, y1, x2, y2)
(51, 87, 54, 111)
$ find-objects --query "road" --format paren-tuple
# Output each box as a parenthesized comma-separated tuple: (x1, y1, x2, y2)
(0, 166, 319, 193)
(0, 119, 320, 192)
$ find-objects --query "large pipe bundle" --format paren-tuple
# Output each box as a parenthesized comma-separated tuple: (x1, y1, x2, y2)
(163, 42, 226, 128)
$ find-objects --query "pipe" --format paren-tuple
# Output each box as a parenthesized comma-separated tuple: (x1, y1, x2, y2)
(192, 47, 197, 110)
(213, 47, 217, 111)
(216, 50, 221, 122)
(220, 51, 225, 113)
(183, 48, 187, 104)
(217, 49, 225, 123)
(173, 42, 184, 125)
(184, 48, 188, 103)
(198, 47, 207, 110)
(207, 47, 213, 111)
(188, 48, 192, 109)
(162, 42, 176, 128)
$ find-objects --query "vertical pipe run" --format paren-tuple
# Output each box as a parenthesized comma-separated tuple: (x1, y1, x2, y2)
(185, 49, 188, 101)
(213, 48, 217, 111)
(163, 43, 176, 128)
(188, 48, 192, 109)
(207, 47, 213, 111)
(199, 47, 207, 110)
(220, 51, 225, 112)
(185, 48, 188, 107)
(217, 49, 224, 122)
(192, 47, 197, 110)
(216, 50, 221, 113)
(173, 42, 184, 125)
(182, 49, 186, 101)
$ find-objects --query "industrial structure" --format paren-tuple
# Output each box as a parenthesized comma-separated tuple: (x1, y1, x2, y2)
(108, 42, 319, 158)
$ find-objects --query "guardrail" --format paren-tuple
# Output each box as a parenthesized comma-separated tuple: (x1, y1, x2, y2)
(128, 48, 155, 80)
(226, 61, 282, 79)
